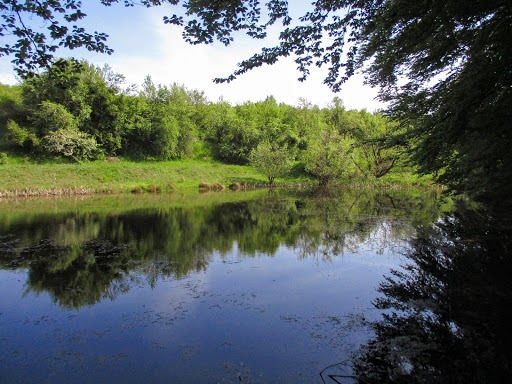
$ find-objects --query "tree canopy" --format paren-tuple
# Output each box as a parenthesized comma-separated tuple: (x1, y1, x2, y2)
(0, 1, 173, 75)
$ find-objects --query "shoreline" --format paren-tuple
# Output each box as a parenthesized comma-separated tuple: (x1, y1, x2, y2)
(0, 159, 438, 200)
(0, 182, 442, 200)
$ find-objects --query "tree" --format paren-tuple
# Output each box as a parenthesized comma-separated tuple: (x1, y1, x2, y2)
(1, 0, 107, 76)
(0, 1, 177, 76)
(0, 83, 24, 128)
(202, 101, 260, 164)
(17, 58, 127, 155)
(302, 127, 353, 186)
(249, 141, 292, 184)
(347, 110, 403, 179)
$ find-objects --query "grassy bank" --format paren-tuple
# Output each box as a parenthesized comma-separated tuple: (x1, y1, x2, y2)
(0, 158, 437, 198)
(0, 159, 315, 197)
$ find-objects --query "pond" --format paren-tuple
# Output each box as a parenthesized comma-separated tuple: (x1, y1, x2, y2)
(0, 188, 510, 383)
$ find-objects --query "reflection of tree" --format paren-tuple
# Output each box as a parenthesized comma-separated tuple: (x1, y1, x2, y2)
(352, 203, 512, 383)
(0, 188, 442, 309)
(25, 240, 134, 309)
(291, 188, 440, 261)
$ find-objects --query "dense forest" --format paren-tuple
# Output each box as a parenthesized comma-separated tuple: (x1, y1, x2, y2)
(0, 59, 407, 186)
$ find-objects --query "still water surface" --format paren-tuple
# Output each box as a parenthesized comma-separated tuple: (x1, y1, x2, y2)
(1, 189, 509, 383)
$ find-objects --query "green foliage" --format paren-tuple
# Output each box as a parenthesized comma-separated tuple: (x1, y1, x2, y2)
(32, 101, 77, 136)
(163, 0, 511, 202)
(151, 113, 181, 160)
(21, 59, 126, 155)
(123, 76, 189, 160)
(0, 84, 24, 128)
(249, 141, 292, 184)
(1, 60, 422, 186)
(346, 111, 404, 179)
(302, 128, 353, 186)
(0, 1, 113, 76)
(3, 0, 509, 200)
(203, 101, 260, 164)
(22, 59, 89, 119)
(5, 120, 39, 149)
(0, 151, 7, 164)
(78, 63, 126, 154)
(43, 128, 98, 162)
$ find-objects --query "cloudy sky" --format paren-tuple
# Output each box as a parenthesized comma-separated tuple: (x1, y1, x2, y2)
(0, 1, 384, 111)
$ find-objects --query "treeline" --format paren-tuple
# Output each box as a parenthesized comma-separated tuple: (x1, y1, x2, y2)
(0, 59, 407, 184)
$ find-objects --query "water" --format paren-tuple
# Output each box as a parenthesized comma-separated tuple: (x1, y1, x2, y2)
(1, 188, 508, 383)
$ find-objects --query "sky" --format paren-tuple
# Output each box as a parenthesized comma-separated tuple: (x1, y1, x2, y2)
(0, 1, 385, 111)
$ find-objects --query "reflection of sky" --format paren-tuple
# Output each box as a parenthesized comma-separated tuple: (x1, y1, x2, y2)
(0, 231, 407, 383)
(1, 188, 432, 383)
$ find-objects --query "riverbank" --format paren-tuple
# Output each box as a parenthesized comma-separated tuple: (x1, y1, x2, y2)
(0, 159, 304, 197)
(0, 158, 436, 198)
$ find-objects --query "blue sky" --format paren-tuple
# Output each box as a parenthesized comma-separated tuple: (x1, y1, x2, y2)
(0, 1, 384, 111)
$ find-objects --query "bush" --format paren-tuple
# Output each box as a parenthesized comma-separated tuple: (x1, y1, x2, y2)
(302, 128, 353, 185)
(43, 128, 99, 161)
(0, 152, 8, 164)
(5, 120, 40, 149)
(249, 141, 292, 184)
(32, 101, 77, 136)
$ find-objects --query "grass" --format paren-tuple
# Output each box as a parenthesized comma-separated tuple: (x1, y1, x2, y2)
(0, 158, 315, 196)
(0, 155, 437, 198)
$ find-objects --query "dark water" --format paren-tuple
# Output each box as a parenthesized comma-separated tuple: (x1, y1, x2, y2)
(0, 189, 509, 383)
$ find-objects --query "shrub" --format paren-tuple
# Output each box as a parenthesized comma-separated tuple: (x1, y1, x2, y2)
(302, 128, 353, 186)
(249, 141, 292, 184)
(43, 128, 99, 161)
(148, 184, 161, 193)
(5, 120, 40, 149)
(0, 152, 7, 164)
(32, 101, 77, 136)
(212, 182, 225, 191)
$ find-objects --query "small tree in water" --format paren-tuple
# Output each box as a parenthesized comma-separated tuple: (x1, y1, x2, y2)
(249, 141, 292, 185)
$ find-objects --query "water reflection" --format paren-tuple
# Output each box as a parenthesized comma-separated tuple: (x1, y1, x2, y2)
(350, 202, 512, 383)
(0, 188, 440, 311)
(0, 188, 449, 383)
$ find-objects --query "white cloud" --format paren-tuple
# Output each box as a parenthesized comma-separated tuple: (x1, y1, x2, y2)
(0, 5, 385, 111)
(106, 14, 384, 111)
